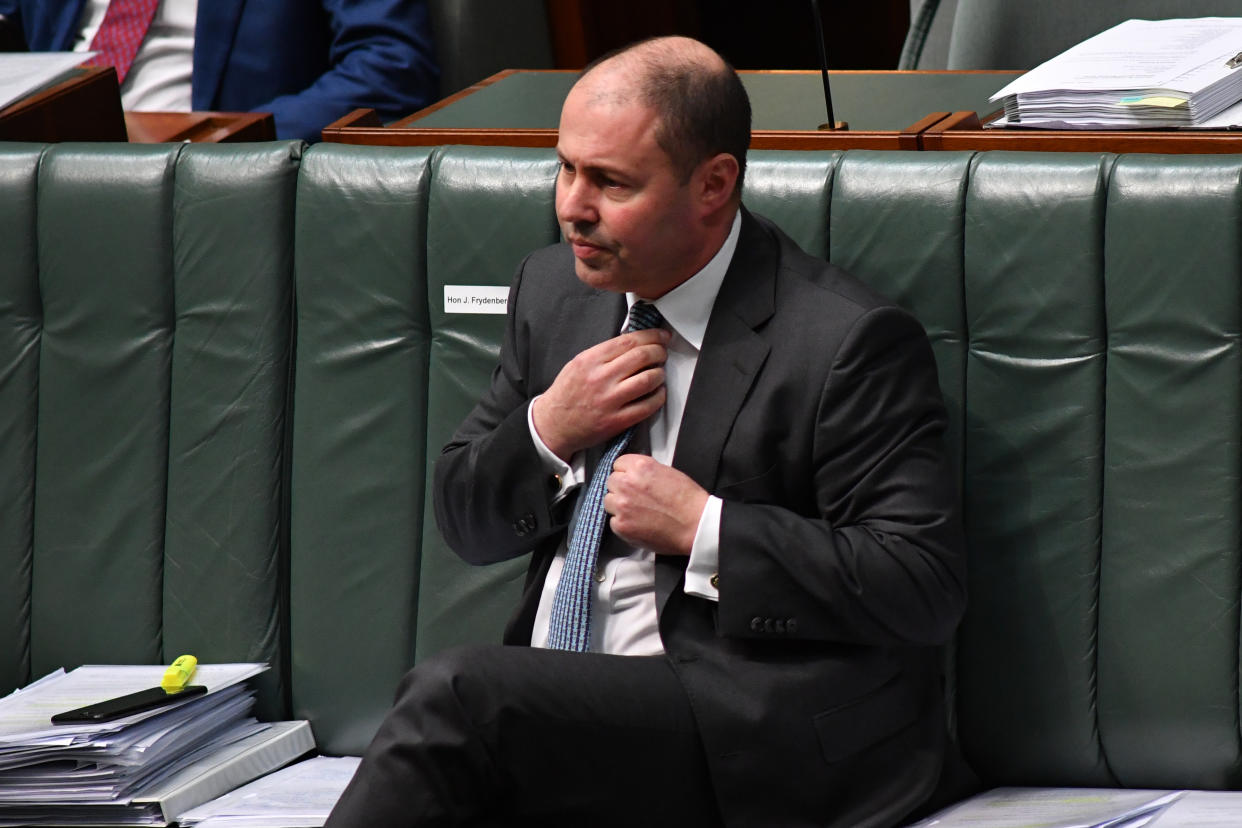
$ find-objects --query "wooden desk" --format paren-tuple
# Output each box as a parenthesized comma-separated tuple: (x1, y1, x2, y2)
(923, 110, 1242, 154)
(0, 67, 127, 142)
(323, 69, 1013, 150)
(0, 65, 274, 144)
(125, 111, 276, 143)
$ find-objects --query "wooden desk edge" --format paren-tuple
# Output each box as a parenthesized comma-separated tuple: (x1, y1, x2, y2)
(125, 110, 276, 143)
(320, 124, 950, 150)
(924, 109, 1242, 153)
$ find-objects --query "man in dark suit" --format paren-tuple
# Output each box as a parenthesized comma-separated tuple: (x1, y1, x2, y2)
(328, 36, 965, 828)
(0, 0, 437, 141)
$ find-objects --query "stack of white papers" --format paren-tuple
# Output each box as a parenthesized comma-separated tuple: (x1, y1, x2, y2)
(991, 18, 1242, 129)
(908, 787, 1184, 827)
(0, 664, 268, 826)
(1146, 791, 1242, 826)
(0, 53, 94, 112)
(178, 756, 361, 828)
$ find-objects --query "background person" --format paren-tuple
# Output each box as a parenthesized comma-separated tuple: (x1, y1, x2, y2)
(0, 0, 438, 141)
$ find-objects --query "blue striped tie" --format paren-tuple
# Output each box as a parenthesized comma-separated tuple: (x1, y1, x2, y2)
(546, 301, 664, 651)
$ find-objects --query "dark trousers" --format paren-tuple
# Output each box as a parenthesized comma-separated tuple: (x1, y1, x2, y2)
(325, 645, 724, 828)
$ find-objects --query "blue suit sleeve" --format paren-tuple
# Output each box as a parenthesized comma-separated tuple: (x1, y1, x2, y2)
(254, 0, 438, 141)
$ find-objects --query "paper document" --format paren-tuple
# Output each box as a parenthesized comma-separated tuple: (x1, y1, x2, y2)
(1145, 791, 1242, 826)
(0, 664, 267, 742)
(177, 755, 361, 828)
(907, 787, 1183, 828)
(990, 18, 1242, 129)
(0, 53, 95, 112)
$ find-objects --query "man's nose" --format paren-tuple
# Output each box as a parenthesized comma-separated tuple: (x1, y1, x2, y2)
(556, 175, 598, 225)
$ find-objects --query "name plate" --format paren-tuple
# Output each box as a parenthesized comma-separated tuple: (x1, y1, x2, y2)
(444, 285, 508, 314)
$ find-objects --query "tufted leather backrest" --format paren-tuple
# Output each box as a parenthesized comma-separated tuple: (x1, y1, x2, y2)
(0, 142, 298, 718)
(5, 143, 1242, 791)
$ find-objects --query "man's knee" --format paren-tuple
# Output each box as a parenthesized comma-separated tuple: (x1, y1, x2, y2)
(391, 644, 506, 727)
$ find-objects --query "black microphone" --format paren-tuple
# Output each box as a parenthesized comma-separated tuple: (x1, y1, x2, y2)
(810, 0, 847, 130)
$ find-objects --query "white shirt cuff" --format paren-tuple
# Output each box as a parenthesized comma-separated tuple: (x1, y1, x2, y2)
(684, 495, 721, 602)
(527, 394, 585, 502)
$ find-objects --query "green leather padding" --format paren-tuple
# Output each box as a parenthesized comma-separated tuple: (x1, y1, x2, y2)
(828, 151, 972, 474)
(415, 146, 560, 661)
(0, 144, 42, 695)
(289, 145, 435, 756)
(28, 143, 297, 711)
(957, 153, 1115, 786)
(162, 143, 300, 720)
(31, 145, 181, 677)
(944, 0, 1242, 70)
(742, 150, 839, 260)
(1099, 156, 1242, 788)
(16, 143, 1242, 795)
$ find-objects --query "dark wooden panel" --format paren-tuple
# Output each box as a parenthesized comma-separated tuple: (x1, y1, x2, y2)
(545, 0, 909, 70)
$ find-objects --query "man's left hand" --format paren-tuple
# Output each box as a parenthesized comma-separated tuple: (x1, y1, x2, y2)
(603, 455, 708, 556)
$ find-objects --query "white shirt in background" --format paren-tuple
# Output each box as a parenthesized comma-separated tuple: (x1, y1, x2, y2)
(72, 0, 197, 112)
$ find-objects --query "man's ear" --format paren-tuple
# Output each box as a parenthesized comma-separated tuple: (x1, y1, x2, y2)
(695, 152, 740, 214)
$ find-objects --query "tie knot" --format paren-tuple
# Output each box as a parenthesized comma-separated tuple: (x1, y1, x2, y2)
(626, 301, 664, 333)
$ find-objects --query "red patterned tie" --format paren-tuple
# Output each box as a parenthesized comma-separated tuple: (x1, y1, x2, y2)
(83, 0, 161, 84)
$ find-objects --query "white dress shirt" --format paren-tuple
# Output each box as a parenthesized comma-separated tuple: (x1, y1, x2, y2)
(528, 211, 742, 655)
(73, 0, 197, 112)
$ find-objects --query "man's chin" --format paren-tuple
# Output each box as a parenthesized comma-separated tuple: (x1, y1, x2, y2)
(573, 261, 621, 292)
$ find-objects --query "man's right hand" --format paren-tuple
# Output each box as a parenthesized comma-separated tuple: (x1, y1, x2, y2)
(531, 328, 670, 462)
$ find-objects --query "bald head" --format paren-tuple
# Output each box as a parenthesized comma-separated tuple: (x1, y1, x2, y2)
(574, 37, 751, 196)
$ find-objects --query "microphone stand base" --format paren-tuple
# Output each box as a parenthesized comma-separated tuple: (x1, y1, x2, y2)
(817, 121, 850, 131)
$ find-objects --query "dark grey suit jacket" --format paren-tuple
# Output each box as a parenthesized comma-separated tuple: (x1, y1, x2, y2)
(434, 209, 966, 828)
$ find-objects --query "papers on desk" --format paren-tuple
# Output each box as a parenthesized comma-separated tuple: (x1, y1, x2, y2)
(178, 755, 361, 828)
(0, 663, 307, 826)
(990, 18, 1242, 129)
(1145, 791, 1242, 826)
(907, 788, 1184, 828)
(909, 788, 1242, 828)
(0, 53, 94, 112)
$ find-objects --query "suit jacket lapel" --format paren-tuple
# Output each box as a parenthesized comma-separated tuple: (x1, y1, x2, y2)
(673, 209, 775, 488)
(658, 209, 776, 610)
(191, 0, 247, 110)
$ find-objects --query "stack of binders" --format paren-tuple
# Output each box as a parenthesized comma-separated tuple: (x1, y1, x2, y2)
(0, 664, 313, 826)
(990, 17, 1242, 129)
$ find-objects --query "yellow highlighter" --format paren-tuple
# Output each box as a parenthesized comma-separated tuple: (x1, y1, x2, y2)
(161, 654, 198, 692)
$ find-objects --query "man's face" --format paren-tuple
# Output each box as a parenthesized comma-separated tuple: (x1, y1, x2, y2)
(555, 83, 705, 299)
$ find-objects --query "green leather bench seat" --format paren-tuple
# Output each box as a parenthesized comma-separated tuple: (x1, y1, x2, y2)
(2, 142, 1241, 801)
(0, 142, 298, 718)
(289, 145, 435, 755)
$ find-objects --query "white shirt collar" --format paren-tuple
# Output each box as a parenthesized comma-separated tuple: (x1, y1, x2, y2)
(624, 210, 742, 350)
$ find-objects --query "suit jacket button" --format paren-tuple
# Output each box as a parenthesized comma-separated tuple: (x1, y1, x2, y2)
(750, 617, 763, 633)
(773, 618, 786, 634)
(786, 618, 798, 634)
(513, 514, 536, 536)
(764, 618, 776, 633)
